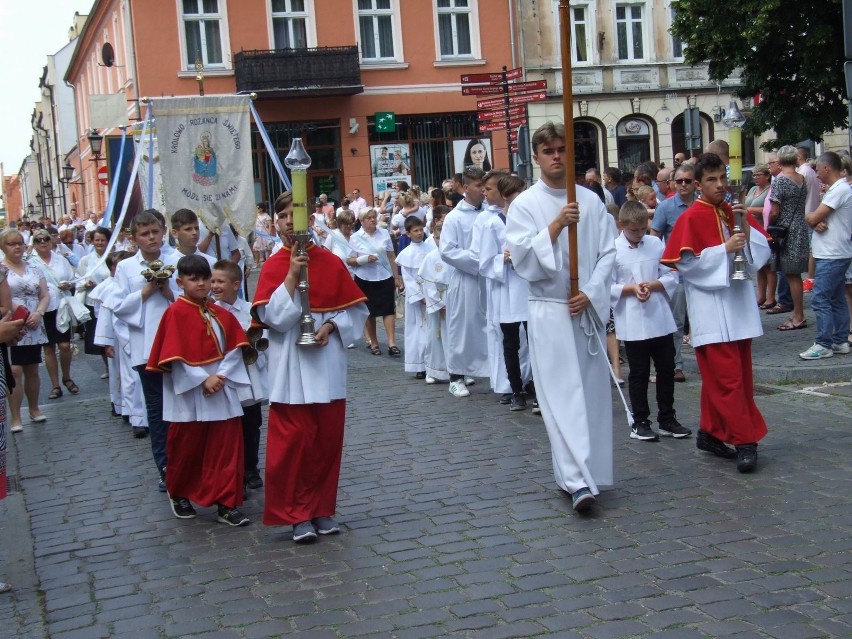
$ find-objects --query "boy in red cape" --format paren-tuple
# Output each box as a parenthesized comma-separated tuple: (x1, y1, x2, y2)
(147, 254, 252, 525)
(252, 191, 368, 543)
(661, 153, 772, 473)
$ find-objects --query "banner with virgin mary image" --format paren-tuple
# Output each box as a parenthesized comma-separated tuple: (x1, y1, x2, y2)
(153, 96, 255, 238)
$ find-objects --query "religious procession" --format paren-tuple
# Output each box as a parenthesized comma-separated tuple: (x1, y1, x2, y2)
(2, 1, 851, 636)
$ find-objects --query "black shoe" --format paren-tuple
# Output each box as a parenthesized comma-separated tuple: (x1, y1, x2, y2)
(111, 404, 120, 417)
(122, 415, 130, 424)
(245, 470, 264, 490)
(133, 426, 148, 439)
(736, 444, 758, 473)
(169, 496, 196, 519)
(630, 419, 659, 442)
(509, 393, 527, 411)
(499, 393, 513, 405)
(696, 429, 737, 459)
(293, 521, 318, 543)
(531, 398, 541, 415)
(312, 516, 340, 535)
(658, 420, 692, 439)
(571, 487, 596, 513)
(414, 371, 426, 380)
(157, 478, 167, 493)
(217, 505, 251, 526)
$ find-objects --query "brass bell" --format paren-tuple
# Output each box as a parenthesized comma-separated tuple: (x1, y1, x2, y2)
(140, 269, 156, 281)
(148, 260, 164, 271)
(254, 337, 269, 352)
(246, 326, 263, 343)
(242, 346, 258, 365)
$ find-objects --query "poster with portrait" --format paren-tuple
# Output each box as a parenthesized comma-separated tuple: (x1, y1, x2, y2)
(370, 143, 412, 199)
(453, 138, 493, 174)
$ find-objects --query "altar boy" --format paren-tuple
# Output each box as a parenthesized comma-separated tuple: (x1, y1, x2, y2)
(147, 255, 251, 525)
(395, 217, 431, 378)
(611, 201, 690, 442)
(661, 153, 771, 472)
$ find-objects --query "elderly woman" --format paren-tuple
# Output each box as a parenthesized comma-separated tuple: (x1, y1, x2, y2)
(29, 228, 78, 398)
(1, 230, 49, 431)
(768, 145, 810, 330)
(349, 208, 402, 356)
(745, 164, 775, 308)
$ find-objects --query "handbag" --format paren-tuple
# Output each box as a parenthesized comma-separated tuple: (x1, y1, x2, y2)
(766, 224, 788, 253)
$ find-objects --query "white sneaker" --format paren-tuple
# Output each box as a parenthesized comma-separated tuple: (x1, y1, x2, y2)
(10, 424, 23, 433)
(832, 342, 850, 354)
(464, 376, 476, 386)
(799, 344, 834, 360)
(449, 380, 470, 397)
(425, 375, 437, 384)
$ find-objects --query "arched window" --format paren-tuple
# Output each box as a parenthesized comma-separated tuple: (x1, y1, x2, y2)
(574, 120, 604, 179)
(616, 117, 654, 177)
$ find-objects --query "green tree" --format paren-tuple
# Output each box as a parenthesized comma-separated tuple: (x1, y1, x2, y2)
(671, 0, 847, 149)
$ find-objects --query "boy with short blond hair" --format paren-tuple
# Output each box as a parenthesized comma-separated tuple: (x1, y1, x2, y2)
(211, 259, 268, 490)
(612, 201, 689, 442)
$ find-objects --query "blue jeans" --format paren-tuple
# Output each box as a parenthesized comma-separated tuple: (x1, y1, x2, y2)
(135, 365, 169, 477)
(812, 257, 852, 348)
(776, 274, 793, 308)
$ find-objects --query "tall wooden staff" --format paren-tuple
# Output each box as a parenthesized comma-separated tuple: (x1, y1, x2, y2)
(558, 0, 580, 298)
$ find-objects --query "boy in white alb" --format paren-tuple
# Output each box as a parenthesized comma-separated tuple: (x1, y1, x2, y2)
(113, 210, 182, 486)
(212, 260, 269, 491)
(611, 202, 690, 442)
(661, 153, 771, 473)
(439, 167, 489, 397)
(417, 220, 453, 384)
(395, 217, 432, 378)
(476, 173, 533, 411)
(505, 122, 616, 513)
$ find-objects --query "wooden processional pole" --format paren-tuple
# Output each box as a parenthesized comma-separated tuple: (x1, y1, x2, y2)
(558, 0, 580, 298)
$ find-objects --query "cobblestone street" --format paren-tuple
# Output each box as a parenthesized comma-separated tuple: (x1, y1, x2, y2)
(1, 319, 851, 638)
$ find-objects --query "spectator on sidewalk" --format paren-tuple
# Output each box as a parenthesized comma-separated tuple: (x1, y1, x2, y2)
(800, 152, 852, 359)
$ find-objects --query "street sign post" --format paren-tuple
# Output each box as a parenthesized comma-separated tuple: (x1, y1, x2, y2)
(461, 66, 548, 171)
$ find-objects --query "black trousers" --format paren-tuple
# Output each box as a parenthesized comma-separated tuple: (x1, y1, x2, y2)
(500, 321, 528, 395)
(624, 334, 676, 425)
(135, 365, 168, 477)
(241, 402, 262, 474)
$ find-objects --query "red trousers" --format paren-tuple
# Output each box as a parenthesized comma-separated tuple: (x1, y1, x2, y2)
(694, 340, 767, 445)
(166, 418, 244, 508)
(263, 400, 346, 526)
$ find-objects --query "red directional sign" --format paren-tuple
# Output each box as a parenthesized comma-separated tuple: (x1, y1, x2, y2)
(97, 165, 109, 186)
(477, 105, 526, 121)
(479, 117, 527, 133)
(477, 90, 547, 110)
(460, 67, 522, 84)
(461, 85, 503, 96)
(507, 80, 547, 93)
(507, 90, 547, 106)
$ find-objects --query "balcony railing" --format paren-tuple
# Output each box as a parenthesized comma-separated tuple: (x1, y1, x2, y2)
(234, 46, 363, 98)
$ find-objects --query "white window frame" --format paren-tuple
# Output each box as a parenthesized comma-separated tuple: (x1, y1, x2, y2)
(268, 0, 317, 50)
(354, 0, 404, 65)
(176, 0, 232, 71)
(667, 1, 685, 61)
(552, 0, 595, 66)
(614, 2, 650, 63)
(434, 0, 481, 61)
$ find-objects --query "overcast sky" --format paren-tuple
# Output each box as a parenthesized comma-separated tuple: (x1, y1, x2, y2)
(0, 1, 92, 176)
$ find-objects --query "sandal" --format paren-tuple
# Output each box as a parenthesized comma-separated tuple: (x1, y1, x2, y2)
(778, 318, 807, 331)
(759, 300, 777, 310)
(370, 345, 382, 356)
(388, 345, 401, 357)
(63, 379, 80, 395)
(766, 304, 793, 315)
(48, 386, 63, 400)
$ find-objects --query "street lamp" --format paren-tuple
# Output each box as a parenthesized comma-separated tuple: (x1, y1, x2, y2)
(88, 129, 104, 162)
(44, 181, 53, 198)
(62, 162, 74, 183)
(27, 203, 35, 217)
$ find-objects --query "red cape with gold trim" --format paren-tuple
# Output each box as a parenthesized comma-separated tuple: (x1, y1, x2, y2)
(661, 198, 771, 266)
(251, 243, 367, 326)
(146, 296, 249, 373)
